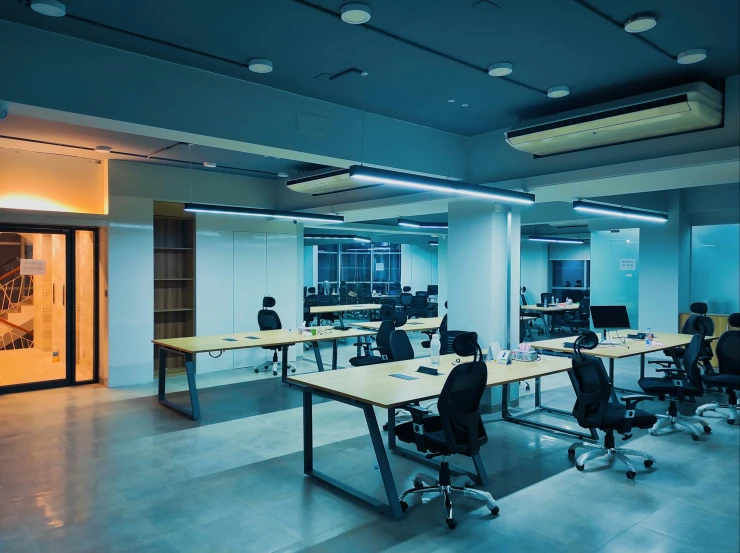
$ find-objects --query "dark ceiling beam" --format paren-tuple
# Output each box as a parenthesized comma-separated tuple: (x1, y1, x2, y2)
(571, 0, 675, 62)
(289, 0, 546, 95)
(146, 141, 186, 159)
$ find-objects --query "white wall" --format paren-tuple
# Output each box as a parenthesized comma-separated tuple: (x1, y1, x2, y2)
(303, 245, 317, 288)
(549, 242, 591, 261)
(401, 244, 438, 293)
(437, 239, 448, 312)
(520, 241, 548, 304)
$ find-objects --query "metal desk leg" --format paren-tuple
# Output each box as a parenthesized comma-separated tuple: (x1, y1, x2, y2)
(303, 390, 313, 474)
(332, 339, 338, 370)
(364, 405, 403, 519)
(158, 349, 201, 420)
(541, 313, 551, 339)
(610, 356, 643, 396)
(281, 346, 289, 384)
(640, 354, 646, 379)
(312, 341, 325, 372)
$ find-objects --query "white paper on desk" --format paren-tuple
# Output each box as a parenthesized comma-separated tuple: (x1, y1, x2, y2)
(652, 341, 665, 346)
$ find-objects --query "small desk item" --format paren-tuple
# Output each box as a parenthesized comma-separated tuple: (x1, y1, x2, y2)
(288, 353, 573, 519)
(417, 366, 439, 376)
(152, 327, 375, 420)
(390, 373, 418, 381)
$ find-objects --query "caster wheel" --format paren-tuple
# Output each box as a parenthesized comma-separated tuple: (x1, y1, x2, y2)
(703, 426, 712, 434)
(291, 368, 296, 373)
(727, 419, 736, 425)
(413, 481, 424, 489)
(567, 449, 576, 457)
(382, 423, 389, 431)
(626, 471, 636, 480)
(644, 460, 654, 468)
(446, 518, 457, 530)
(691, 434, 700, 441)
(576, 464, 584, 471)
(254, 369, 260, 374)
(273, 371, 278, 376)
(490, 506, 500, 516)
(400, 501, 408, 512)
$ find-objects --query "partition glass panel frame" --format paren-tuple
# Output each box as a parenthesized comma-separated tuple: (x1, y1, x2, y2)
(0, 223, 98, 394)
(317, 242, 402, 294)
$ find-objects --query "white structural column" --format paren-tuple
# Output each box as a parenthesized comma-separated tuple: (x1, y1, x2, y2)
(437, 238, 448, 314)
(447, 201, 521, 411)
(638, 190, 690, 332)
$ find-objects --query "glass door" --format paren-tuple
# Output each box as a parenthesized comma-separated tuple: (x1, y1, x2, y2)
(0, 226, 97, 392)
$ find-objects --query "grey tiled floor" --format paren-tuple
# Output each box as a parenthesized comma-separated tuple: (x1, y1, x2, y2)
(0, 334, 738, 553)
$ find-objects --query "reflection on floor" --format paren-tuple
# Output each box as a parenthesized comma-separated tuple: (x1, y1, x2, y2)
(0, 348, 65, 387)
(0, 333, 738, 553)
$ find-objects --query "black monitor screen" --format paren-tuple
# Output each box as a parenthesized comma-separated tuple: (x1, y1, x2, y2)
(590, 305, 631, 330)
(427, 285, 438, 295)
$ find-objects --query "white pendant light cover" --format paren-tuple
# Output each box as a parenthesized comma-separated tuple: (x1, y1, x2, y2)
(547, 86, 570, 98)
(341, 3, 372, 24)
(30, 0, 66, 17)
(248, 59, 274, 73)
(488, 63, 513, 77)
(624, 15, 657, 33)
(677, 49, 707, 64)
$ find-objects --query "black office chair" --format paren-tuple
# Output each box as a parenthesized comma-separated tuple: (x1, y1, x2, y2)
(639, 333, 712, 440)
(409, 295, 428, 318)
(399, 290, 413, 316)
(395, 332, 498, 529)
(338, 286, 348, 305)
(568, 297, 591, 333)
(303, 294, 319, 326)
(389, 328, 416, 362)
(415, 291, 429, 298)
(567, 331, 658, 479)
(350, 312, 408, 367)
(317, 294, 338, 326)
(422, 301, 447, 349)
(649, 302, 715, 375)
(696, 312, 740, 424)
(256, 297, 296, 376)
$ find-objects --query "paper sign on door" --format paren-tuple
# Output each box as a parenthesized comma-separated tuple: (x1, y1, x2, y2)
(20, 259, 47, 275)
(620, 259, 636, 271)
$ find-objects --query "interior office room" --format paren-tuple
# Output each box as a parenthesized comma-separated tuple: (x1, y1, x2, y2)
(0, 1, 739, 552)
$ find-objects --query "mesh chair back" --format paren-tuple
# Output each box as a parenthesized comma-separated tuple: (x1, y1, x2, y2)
(568, 353, 611, 428)
(399, 293, 413, 307)
(416, 291, 429, 297)
(409, 295, 428, 317)
(258, 309, 282, 331)
(379, 303, 395, 320)
(717, 325, 740, 376)
(318, 295, 335, 306)
(441, 330, 465, 355)
(439, 314, 448, 334)
(682, 334, 705, 391)
(437, 356, 488, 455)
(375, 319, 395, 352)
(304, 294, 319, 307)
(389, 330, 415, 361)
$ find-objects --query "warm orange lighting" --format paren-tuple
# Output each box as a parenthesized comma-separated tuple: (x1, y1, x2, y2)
(0, 194, 76, 213)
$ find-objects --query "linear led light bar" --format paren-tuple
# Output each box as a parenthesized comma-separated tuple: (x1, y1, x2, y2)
(573, 200, 668, 223)
(349, 166, 535, 204)
(183, 203, 344, 223)
(397, 218, 448, 229)
(428, 240, 439, 246)
(528, 236, 584, 244)
(304, 233, 371, 243)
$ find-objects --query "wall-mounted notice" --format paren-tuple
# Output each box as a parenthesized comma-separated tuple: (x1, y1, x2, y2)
(620, 259, 636, 271)
(20, 259, 47, 275)
(375, 262, 385, 271)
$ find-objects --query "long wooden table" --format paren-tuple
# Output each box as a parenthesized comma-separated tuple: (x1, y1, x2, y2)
(522, 304, 580, 338)
(309, 303, 381, 328)
(152, 327, 374, 420)
(288, 353, 572, 519)
(349, 316, 444, 332)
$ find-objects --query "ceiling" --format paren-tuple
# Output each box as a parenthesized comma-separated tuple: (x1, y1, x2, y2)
(2, 0, 738, 136)
(0, 114, 327, 178)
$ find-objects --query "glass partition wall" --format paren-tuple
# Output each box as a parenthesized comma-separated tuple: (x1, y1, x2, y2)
(317, 242, 402, 295)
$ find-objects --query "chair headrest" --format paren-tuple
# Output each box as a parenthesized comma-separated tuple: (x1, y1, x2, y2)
(307, 287, 316, 293)
(444, 300, 448, 309)
(574, 331, 599, 355)
(262, 296, 276, 308)
(452, 332, 480, 359)
(690, 302, 708, 316)
(393, 312, 408, 327)
(402, 286, 411, 292)
(729, 313, 740, 328)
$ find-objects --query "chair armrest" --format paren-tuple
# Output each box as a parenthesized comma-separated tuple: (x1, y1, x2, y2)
(402, 404, 435, 453)
(654, 367, 686, 376)
(648, 360, 676, 368)
(621, 394, 653, 410)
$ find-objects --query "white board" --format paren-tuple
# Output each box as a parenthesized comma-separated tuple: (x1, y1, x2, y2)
(20, 259, 47, 275)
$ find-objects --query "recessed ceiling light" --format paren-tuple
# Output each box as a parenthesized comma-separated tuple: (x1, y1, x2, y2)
(623, 14, 657, 33)
(461, 103, 469, 107)
(547, 86, 570, 98)
(30, 0, 66, 17)
(488, 63, 513, 77)
(203, 161, 217, 168)
(447, 99, 455, 103)
(341, 3, 371, 24)
(248, 59, 273, 73)
(677, 49, 707, 64)
(277, 172, 289, 178)
(94, 145, 112, 153)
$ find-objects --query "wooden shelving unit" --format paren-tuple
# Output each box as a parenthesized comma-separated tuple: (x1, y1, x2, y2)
(153, 202, 195, 373)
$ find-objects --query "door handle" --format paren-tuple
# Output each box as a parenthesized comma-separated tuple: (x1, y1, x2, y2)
(52, 283, 55, 304)
(63, 284, 65, 307)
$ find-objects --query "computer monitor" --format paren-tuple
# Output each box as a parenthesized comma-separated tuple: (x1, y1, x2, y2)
(590, 305, 631, 342)
(427, 284, 438, 296)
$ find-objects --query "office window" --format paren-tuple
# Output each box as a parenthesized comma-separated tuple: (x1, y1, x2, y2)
(317, 244, 338, 286)
(691, 224, 740, 313)
(315, 242, 401, 294)
(551, 260, 590, 290)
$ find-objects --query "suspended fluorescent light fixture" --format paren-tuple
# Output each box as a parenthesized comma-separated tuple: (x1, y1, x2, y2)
(305, 233, 370, 243)
(397, 218, 448, 229)
(183, 203, 343, 223)
(428, 240, 439, 246)
(349, 166, 535, 204)
(528, 236, 584, 244)
(573, 200, 668, 223)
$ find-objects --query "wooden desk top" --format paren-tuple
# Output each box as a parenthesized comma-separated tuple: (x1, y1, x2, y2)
(310, 303, 381, 314)
(530, 330, 718, 359)
(524, 304, 580, 313)
(288, 353, 572, 408)
(153, 327, 375, 354)
(349, 317, 444, 332)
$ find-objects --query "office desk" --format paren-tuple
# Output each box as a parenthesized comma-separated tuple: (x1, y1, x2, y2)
(288, 353, 572, 519)
(523, 304, 580, 338)
(153, 327, 374, 420)
(310, 303, 381, 328)
(348, 316, 444, 332)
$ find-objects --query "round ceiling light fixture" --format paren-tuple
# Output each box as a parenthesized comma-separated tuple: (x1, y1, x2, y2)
(203, 161, 217, 168)
(30, 0, 66, 17)
(277, 172, 289, 178)
(488, 62, 513, 77)
(547, 85, 570, 98)
(677, 48, 707, 64)
(341, 3, 372, 24)
(623, 14, 657, 33)
(94, 145, 112, 153)
(248, 59, 273, 73)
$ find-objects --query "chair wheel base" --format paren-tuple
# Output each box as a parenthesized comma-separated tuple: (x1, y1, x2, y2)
(576, 464, 584, 471)
(704, 426, 712, 433)
(644, 460, 654, 468)
(400, 501, 408, 512)
(254, 369, 260, 373)
(691, 434, 700, 441)
(490, 506, 500, 516)
(567, 448, 576, 457)
(446, 518, 457, 530)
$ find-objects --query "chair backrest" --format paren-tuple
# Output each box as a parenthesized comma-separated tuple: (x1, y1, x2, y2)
(578, 297, 591, 318)
(521, 294, 528, 306)
(440, 330, 465, 355)
(304, 294, 319, 307)
(437, 332, 488, 455)
(439, 313, 448, 334)
(318, 295, 335, 306)
(375, 319, 395, 351)
(399, 293, 413, 306)
(379, 303, 395, 320)
(541, 292, 555, 304)
(258, 297, 282, 331)
(389, 329, 415, 361)
(717, 313, 740, 376)
(410, 296, 427, 307)
(415, 291, 428, 297)
(338, 287, 348, 304)
(568, 352, 612, 428)
(682, 334, 705, 391)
